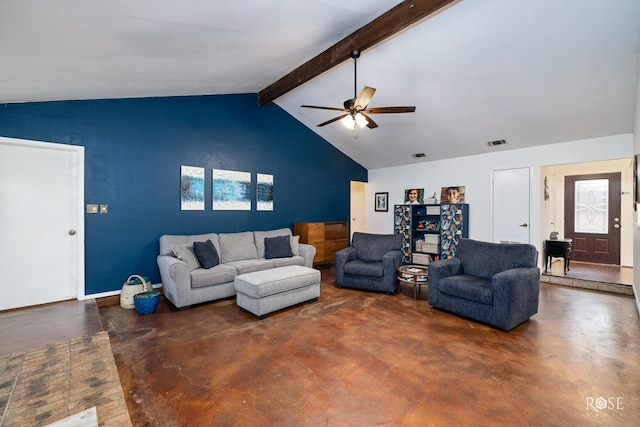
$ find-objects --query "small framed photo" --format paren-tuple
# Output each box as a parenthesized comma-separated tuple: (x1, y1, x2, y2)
(375, 192, 389, 212)
(440, 186, 465, 204)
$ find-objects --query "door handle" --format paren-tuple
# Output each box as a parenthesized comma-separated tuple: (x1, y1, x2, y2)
(68, 229, 77, 236)
(519, 223, 528, 228)
(613, 224, 620, 229)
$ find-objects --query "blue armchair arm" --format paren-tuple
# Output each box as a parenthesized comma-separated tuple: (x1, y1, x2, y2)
(491, 267, 541, 330)
(427, 257, 463, 305)
(335, 246, 356, 287)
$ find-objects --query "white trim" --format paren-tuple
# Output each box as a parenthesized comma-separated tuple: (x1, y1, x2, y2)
(84, 283, 163, 301)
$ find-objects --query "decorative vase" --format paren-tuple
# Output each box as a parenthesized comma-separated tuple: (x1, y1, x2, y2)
(133, 291, 161, 315)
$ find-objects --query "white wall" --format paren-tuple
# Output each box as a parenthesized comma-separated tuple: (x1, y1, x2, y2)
(366, 134, 633, 261)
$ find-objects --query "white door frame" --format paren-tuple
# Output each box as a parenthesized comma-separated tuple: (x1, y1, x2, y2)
(0, 136, 85, 301)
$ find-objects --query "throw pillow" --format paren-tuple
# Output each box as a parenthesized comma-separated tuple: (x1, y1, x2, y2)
(193, 240, 220, 269)
(264, 235, 294, 259)
(171, 244, 200, 272)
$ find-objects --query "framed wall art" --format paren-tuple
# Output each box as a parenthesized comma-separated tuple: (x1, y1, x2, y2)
(180, 166, 205, 210)
(256, 173, 274, 211)
(212, 169, 251, 210)
(375, 192, 388, 212)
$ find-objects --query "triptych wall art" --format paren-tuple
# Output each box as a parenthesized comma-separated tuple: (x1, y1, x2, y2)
(180, 166, 273, 211)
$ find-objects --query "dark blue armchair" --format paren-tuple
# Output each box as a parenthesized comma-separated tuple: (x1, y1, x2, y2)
(428, 238, 540, 330)
(335, 232, 403, 294)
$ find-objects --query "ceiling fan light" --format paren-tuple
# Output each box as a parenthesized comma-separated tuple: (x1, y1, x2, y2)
(354, 112, 368, 127)
(341, 115, 356, 129)
(342, 112, 368, 129)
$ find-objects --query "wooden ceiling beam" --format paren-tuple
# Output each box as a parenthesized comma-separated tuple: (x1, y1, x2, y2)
(257, 0, 458, 105)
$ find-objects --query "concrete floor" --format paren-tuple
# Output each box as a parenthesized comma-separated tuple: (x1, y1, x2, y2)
(96, 267, 640, 426)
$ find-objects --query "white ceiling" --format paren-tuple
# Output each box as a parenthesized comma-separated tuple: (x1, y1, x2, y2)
(1, 0, 639, 169)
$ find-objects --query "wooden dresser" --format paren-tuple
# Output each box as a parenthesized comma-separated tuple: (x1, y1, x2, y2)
(294, 221, 348, 265)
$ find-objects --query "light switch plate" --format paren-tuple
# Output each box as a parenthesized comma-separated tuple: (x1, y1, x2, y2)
(86, 204, 99, 214)
(100, 204, 109, 214)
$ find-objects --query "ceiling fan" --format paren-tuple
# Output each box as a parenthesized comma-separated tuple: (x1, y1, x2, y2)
(301, 49, 416, 129)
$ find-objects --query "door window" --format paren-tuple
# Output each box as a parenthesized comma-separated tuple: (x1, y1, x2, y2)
(574, 179, 608, 234)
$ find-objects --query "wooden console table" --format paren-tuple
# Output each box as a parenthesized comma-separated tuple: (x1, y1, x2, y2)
(294, 221, 348, 265)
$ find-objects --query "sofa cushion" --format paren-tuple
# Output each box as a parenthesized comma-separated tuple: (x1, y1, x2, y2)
(219, 231, 258, 263)
(343, 259, 384, 278)
(439, 274, 493, 305)
(161, 233, 220, 256)
(171, 244, 200, 272)
(272, 255, 305, 268)
(193, 240, 220, 269)
(253, 228, 299, 258)
(190, 264, 237, 289)
(265, 235, 294, 259)
(225, 258, 276, 275)
(351, 232, 402, 261)
(457, 239, 538, 279)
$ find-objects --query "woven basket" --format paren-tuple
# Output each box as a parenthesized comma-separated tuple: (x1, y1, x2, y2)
(134, 291, 161, 315)
(120, 275, 153, 309)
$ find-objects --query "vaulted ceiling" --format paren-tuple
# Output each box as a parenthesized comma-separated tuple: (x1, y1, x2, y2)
(1, 0, 639, 169)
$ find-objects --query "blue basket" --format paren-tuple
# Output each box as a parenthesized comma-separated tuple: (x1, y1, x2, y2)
(133, 291, 160, 315)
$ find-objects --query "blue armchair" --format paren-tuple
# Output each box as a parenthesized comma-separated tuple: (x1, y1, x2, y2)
(428, 238, 540, 330)
(335, 232, 403, 294)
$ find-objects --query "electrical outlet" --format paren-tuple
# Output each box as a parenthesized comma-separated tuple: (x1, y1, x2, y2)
(100, 204, 109, 214)
(86, 204, 99, 214)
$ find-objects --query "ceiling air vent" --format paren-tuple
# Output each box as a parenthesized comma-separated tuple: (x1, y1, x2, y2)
(487, 139, 507, 147)
(412, 153, 426, 158)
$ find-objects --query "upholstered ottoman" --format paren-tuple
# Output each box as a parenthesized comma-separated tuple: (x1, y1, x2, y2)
(234, 265, 320, 319)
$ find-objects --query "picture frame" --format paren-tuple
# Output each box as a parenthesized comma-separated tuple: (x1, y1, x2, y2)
(375, 192, 389, 212)
(404, 188, 424, 205)
(440, 186, 466, 204)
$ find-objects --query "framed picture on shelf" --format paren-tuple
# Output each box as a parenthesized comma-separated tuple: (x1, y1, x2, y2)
(440, 186, 465, 204)
(375, 192, 388, 212)
(404, 188, 424, 205)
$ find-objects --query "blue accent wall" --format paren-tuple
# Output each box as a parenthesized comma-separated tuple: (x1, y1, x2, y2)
(0, 94, 367, 294)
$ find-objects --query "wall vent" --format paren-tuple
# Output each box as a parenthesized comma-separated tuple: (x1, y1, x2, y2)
(412, 152, 426, 158)
(487, 139, 507, 147)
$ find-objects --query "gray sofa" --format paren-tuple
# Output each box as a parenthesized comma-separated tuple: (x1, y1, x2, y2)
(335, 232, 403, 294)
(427, 238, 540, 331)
(157, 228, 316, 309)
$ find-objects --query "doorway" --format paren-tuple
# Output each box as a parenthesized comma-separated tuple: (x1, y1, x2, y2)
(0, 137, 85, 311)
(564, 172, 621, 265)
(350, 181, 366, 240)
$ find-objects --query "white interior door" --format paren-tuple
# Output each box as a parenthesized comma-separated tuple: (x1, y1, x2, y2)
(492, 167, 531, 243)
(0, 137, 84, 311)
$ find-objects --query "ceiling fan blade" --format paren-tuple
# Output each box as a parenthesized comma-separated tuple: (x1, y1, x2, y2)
(317, 114, 348, 127)
(360, 112, 378, 129)
(301, 105, 349, 112)
(354, 86, 376, 110)
(364, 106, 416, 114)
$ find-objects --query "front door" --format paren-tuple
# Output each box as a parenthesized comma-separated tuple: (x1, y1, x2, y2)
(564, 173, 621, 264)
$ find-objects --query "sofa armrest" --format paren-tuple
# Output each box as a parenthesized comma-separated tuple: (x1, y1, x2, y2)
(298, 243, 316, 268)
(427, 257, 463, 305)
(335, 246, 356, 287)
(157, 254, 192, 309)
(491, 267, 541, 329)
